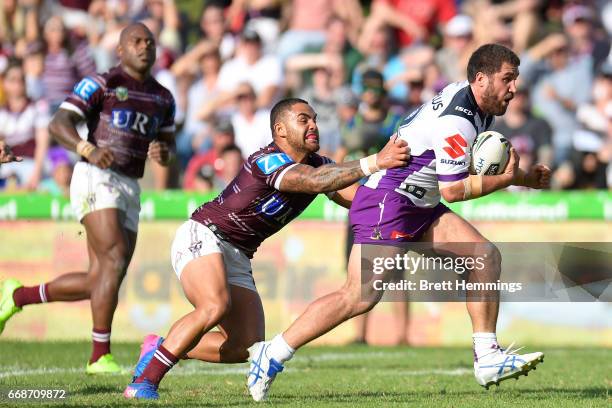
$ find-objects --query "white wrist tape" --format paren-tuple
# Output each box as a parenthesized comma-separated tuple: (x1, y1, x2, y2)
(359, 154, 379, 176)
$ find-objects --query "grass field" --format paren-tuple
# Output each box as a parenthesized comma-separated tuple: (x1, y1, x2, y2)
(0, 341, 609, 407)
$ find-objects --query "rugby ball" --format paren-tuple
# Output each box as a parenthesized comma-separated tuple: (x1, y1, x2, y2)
(470, 131, 511, 175)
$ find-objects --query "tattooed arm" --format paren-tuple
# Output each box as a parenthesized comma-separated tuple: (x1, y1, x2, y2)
(279, 161, 366, 194)
(278, 136, 410, 194)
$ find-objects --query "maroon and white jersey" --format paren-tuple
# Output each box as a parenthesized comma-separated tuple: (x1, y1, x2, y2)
(191, 143, 333, 258)
(60, 66, 176, 178)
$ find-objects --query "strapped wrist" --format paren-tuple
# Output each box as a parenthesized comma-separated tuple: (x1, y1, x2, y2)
(463, 175, 483, 200)
(76, 140, 96, 159)
(359, 154, 379, 176)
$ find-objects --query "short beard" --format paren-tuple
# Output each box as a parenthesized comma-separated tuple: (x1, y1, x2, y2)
(481, 84, 506, 116)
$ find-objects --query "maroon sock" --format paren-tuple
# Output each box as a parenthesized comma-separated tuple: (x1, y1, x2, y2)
(90, 328, 111, 364)
(136, 344, 178, 386)
(13, 284, 49, 308)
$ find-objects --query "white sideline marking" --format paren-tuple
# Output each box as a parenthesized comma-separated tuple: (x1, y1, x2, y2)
(0, 351, 470, 379)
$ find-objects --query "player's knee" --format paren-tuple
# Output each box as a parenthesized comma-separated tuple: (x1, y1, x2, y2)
(336, 287, 364, 319)
(99, 242, 129, 275)
(482, 243, 502, 275)
(196, 298, 231, 327)
(219, 340, 252, 363)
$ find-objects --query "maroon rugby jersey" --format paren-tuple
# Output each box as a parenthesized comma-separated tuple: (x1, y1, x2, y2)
(60, 66, 176, 178)
(191, 143, 333, 258)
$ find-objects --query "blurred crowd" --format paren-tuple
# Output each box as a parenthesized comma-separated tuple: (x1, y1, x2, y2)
(0, 0, 610, 194)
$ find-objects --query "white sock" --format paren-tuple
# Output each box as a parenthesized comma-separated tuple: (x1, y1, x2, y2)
(267, 334, 295, 364)
(472, 332, 499, 361)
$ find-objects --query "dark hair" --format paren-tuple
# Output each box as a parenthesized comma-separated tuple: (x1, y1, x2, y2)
(467, 44, 520, 83)
(221, 144, 242, 156)
(270, 98, 309, 136)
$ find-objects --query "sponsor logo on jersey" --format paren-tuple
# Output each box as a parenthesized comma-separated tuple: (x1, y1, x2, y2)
(440, 158, 466, 166)
(442, 134, 467, 159)
(110, 109, 159, 136)
(454, 105, 473, 115)
(256, 153, 293, 175)
(390, 230, 413, 240)
(115, 87, 129, 101)
(73, 77, 99, 101)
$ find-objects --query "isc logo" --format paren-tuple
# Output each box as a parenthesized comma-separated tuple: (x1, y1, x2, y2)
(111, 109, 158, 136)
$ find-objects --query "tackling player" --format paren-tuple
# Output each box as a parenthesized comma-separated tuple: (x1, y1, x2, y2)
(0, 23, 175, 374)
(247, 44, 552, 400)
(123, 98, 410, 399)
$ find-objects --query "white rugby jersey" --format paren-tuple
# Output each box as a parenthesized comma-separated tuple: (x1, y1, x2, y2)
(364, 81, 494, 208)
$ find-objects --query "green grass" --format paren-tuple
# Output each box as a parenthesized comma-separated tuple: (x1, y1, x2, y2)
(0, 341, 609, 407)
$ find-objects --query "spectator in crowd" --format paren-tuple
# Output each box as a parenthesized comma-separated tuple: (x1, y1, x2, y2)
(198, 2, 235, 61)
(183, 117, 235, 191)
(225, 0, 282, 55)
(0, 62, 50, 190)
(22, 41, 44, 100)
(132, 0, 182, 54)
(41, 15, 96, 111)
(436, 14, 476, 83)
(205, 29, 282, 115)
(172, 44, 222, 170)
(337, 69, 402, 163)
(297, 67, 343, 157)
(493, 85, 554, 175)
(186, 144, 243, 193)
(39, 146, 72, 196)
(230, 82, 272, 159)
(285, 15, 362, 91)
(217, 144, 243, 187)
(361, 0, 456, 51)
(275, 0, 362, 63)
(562, 4, 610, 74)
(553, 63, 612, 189)
(521, 33, 593, 164)
(353, 24, 401, 97)
(466, 0, 543, 53)
(335, 87, 360, 131)
(0, 0, 40, 57)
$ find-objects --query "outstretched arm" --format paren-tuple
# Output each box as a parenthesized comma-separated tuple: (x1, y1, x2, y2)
(279, 136, 410, 194)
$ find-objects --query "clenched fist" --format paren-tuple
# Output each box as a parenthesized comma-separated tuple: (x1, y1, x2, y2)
(148, 140, 171, 166)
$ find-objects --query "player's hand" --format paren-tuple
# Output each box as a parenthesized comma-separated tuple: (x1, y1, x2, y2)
(523, 164, 551, 189)
(148, 140, 170, 166)
(88, 147, 114, 169)
(0, 141, 22, 164)
(375, 134, 410, 170)
(503, 147, 520, 185)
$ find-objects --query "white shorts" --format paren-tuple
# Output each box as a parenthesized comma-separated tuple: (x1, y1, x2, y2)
(70, 161, 141, 232)
(171, 220, 256, 292)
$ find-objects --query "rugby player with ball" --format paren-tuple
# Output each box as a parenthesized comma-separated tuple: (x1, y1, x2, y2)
(248, 44, 552, 401)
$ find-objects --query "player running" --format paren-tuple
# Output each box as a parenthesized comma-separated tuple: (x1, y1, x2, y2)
(247, 44, 552, 400)
(0, 23, 175, 374)
(123, 98, 410, 399)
